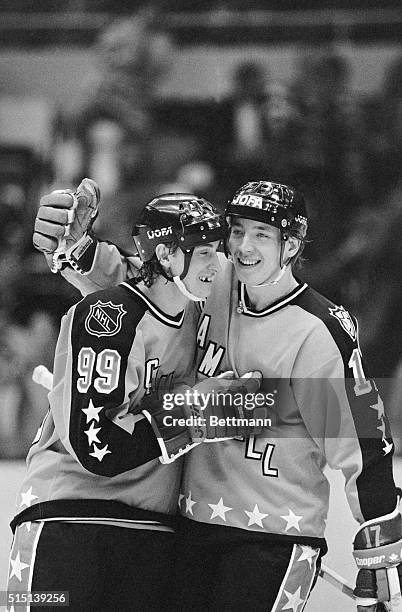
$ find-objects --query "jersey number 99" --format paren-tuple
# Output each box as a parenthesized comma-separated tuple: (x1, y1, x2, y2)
(77, 347, 121, 394)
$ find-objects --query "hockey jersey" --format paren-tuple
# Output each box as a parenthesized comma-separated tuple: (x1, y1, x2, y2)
(12, 279, 198, 532)
(61, 238, 140, 296)
(180, 259, 397, 544)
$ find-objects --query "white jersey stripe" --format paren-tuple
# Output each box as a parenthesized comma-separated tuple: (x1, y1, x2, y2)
(121, 282, 185, 327)
(36, 517, 174, 532)
(240, 282, 308, 317)
(301, 552, 319, 611)
(26, 521, 44, 612)
(271, 544, 297, 612)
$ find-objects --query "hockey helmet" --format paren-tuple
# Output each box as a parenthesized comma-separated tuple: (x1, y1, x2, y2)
(225, 181, 308, 238)
(133, 193, 226, 262)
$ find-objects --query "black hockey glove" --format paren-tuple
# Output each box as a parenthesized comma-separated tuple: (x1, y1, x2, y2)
(353, 502, 402, 611)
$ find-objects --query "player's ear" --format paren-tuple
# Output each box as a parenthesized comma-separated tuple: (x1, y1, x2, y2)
(155, 243, 170, 265)
(284, 235, 301, 259)
(155, 243, 174, 274)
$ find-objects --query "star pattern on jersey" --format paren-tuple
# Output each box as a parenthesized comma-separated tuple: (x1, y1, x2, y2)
(9, 551, 30, 582)
(82, 400, 103, 424)
(389, 553, 399, 563)
(280, 509, 303, 532)
(244, 504, 268, 528)
(89, 444, 111, 462)
(208, 497, 233, 521)
(19, 486, 38, 509)
(368, 393, 393, 456)
(180, 490, 310, 534)
(370, 395, 385, 420)
(377, 422, 386, 436)
(185, 491, 197, 515)
(84, 422, 102, 445)
(281, 586, 305, 611)
(297, 546, 318, 568)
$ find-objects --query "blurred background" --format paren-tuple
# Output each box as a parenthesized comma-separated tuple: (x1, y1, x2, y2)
(0, 0, 401, 458)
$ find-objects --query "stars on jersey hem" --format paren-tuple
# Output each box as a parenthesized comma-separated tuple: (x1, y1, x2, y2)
(281, 509, 303, 532)
(244, 504, 268, 528)
(185, 491, 197, 515)
(121, 283, 185, 328)
(181, 491, 306, 534)
(208, 497, 233, 521)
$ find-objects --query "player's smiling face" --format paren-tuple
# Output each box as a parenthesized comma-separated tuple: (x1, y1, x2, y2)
(179, 241, 221, 299)
(228, 217, 282, 285)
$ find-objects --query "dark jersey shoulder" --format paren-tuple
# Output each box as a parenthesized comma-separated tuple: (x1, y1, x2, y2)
(293, 285, 359, 364)
(74, 280, 148, 338)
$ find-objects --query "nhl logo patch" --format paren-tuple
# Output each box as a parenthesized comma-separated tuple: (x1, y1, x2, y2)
(85, 301, 127, 337)
(329, 305, 356, 341)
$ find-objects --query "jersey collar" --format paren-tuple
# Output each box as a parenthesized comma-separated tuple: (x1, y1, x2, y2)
(237, 280, 308, 317)
(121, 282, 185, 328)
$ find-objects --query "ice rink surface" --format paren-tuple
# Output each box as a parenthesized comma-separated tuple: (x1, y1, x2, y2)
(2, 458, 402, 611)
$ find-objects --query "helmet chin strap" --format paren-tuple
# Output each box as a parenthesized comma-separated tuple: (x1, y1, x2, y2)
(173, 276, 204, 302)
(171, 248, 204, 302)
(248, 263, 288, 287)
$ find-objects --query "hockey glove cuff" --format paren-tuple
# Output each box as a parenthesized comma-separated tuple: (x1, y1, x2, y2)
(353, 503, 402, 610)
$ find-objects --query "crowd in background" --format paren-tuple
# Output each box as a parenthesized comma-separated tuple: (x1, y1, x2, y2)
(0, 8, 401, 456)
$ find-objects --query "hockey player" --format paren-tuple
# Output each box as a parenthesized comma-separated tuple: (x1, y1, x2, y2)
(8, 193, 235, 611)
(175, 180, 401, 612)
(32, 182, 401, 611)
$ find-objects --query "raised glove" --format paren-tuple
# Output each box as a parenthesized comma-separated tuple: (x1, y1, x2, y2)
(33, 178, 100, 273)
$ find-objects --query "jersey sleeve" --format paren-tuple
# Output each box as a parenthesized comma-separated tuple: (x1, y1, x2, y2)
(61, 239, 141, 296)
(48, 288, 161, 476)
(292, 319, 397, 524)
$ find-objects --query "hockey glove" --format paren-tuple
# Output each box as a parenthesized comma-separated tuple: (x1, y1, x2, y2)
(33, 178, 100, 273)
(142, 371, 263, 464)
(353, 503, 402, 611)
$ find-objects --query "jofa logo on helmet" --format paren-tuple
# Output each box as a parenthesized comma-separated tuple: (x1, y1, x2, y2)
(329, 305, 357, 341)
(85, 301, 127, 337)
(232, 194, 263, 209)
(147, 227, 173, 239)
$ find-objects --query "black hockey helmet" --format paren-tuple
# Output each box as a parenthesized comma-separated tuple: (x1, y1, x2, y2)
(225, 180, 308, 239)
(133, 193, 226, 262)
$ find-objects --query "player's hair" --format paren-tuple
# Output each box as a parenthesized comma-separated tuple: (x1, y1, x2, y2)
(135, 241, 179, 287)
(286, 224, 307, 269)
